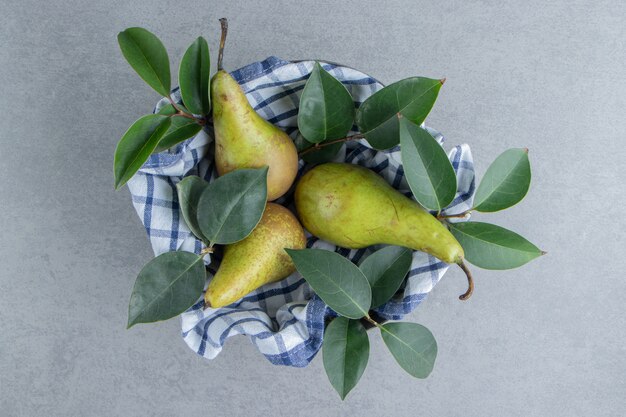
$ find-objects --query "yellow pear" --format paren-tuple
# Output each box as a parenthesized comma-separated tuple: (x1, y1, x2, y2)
(211, 19, 298, 201)
(295, 162, 474, 299)
(205, 203, 307, 308)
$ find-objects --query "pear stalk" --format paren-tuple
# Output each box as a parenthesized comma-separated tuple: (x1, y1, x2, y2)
(217, 18, 228, 71)
(457, 261, 474, 300)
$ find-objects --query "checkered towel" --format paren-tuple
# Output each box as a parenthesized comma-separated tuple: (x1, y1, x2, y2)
(126, 57, 475, 367)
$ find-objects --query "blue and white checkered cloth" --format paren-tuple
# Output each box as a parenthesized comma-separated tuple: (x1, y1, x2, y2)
(126, 57, 475, 367)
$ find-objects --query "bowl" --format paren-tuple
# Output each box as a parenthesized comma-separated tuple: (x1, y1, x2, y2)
(126, 56, 476, 367)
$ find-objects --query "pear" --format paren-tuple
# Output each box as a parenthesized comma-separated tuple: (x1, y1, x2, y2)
(295, 162, 475, 299)
(211, 18, 298, 201)
(205, 203, 307, 308)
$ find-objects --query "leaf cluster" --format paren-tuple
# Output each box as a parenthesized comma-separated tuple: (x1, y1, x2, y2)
(291, 62, 544, 398)
(117, 28, 275, 329)
(287, 246, 435, 399)
(298, 62, 543, 271)
(114, 29, 212, 189)
(116, 23, 545, 401)
(127, 168, 268, 328)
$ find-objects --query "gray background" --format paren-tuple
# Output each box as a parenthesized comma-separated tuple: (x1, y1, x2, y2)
(1, 0, 624, 416)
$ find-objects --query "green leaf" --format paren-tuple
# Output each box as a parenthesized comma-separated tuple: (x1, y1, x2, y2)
(323, 317, 369, 400)
(114, 114, 171, 189)
(153, 116, 202, 153)
(298, 62, 355, 144)
(473, 148, 531, 212)
(285, 249, 371, 319)
(399, 118, 457, 211)
(197, 167, 268, 245)
(179, 36, 211, 115)
(176, 176, 210, 242)
(156, 103, 189, 115)
(157, 104, 177, 115)
(448, 221, 544, 270)
(380, 322, 437, 378)
(127, 251, 205, 328)
(355, 77, 443, 150)
(359, 246, 412, 308)
(303, 142, 343, 164)
(294, 133, 314, 152)
(118, 27, 171, 97)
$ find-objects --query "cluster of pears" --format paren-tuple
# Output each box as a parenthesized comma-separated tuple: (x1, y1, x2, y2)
(204, 19, 471, 309)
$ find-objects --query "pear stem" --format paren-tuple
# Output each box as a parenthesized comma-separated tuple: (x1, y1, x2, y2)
(298, 133, 364, 157)
(457, 261, 474, 300)
(217, 18, 228, 71)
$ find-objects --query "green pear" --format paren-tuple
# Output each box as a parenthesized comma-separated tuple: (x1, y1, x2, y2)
(295, 162, 474, 299)
(211, 19, 298, 201)
(205, 203, 307, 308)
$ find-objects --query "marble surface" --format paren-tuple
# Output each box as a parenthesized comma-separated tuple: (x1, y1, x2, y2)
(1, 0, 625, 415)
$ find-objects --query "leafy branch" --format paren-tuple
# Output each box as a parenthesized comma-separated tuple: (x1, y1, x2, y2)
(288, 247, 437, 399)
(166, 96, 206, 124)
(114, 28, 211, 189)
(292, 65, 544, 398)
(126, 168, 269, 328)
(437, 211, 471, 220)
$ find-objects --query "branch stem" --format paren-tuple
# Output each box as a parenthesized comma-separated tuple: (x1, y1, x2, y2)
(363, 314, 382, 329)
(298, 133, 364, 157)
(167, 96, 185, 114)
(438, 210, 471, 220)
(217, 18, 228, 71)
(167, 97, 206, 125)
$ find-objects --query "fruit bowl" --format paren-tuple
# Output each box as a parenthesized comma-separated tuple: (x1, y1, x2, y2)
(126, 56, 476, 367)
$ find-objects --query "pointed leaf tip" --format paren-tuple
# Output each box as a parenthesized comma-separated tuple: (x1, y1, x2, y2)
(323, 317, 369, 400)
(297, 61, 354, 143)
(117, 27, 171, 96)
(114, 114, 171, 189)
(381, 322, 437, 378)
(127, 251, 205, 327)
(359, 246, 412, 308)
(356, 76, 443, 149)
(176, 176, 211, 242)
(287, 249, 371, 319)
(440, 78, 446, 85)
(449, 222, 543, 270)
(179, 36, 211, 115)
(196, 167, 268, 245)
(399, 119, 457, 211)
(473, 148, 531, 212)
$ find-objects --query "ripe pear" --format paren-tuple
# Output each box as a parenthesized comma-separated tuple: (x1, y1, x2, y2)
(295, 162, 474, 299)
(205, 203, 307, 308)
(211, 18, 298, 201)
